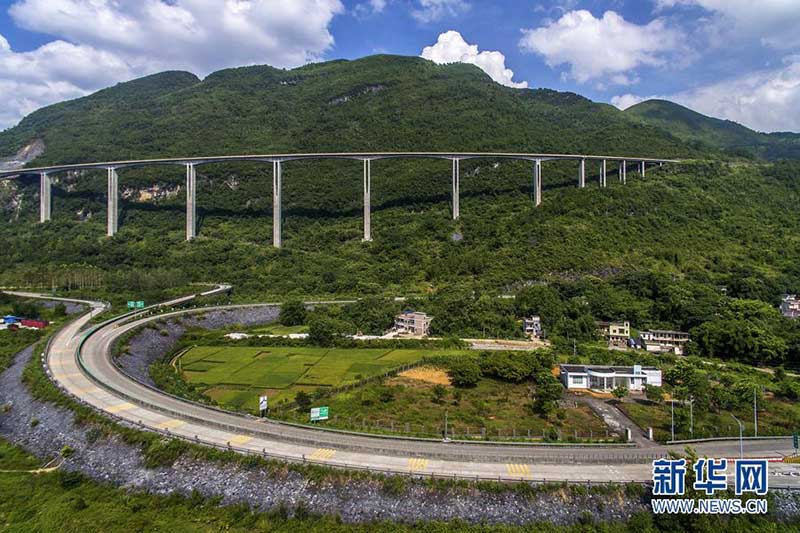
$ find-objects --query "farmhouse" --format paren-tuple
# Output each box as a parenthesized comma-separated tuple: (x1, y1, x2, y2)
(522, 316, 543, 339)
(639, 329, 690, 355)
(597, 320, 630, 348)
(393, 310, 432, 336)
(781, 294, 800, 318)
(559, 364, 662, 392)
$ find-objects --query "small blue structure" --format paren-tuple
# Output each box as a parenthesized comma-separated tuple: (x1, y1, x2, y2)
(3, 315, 22, 324)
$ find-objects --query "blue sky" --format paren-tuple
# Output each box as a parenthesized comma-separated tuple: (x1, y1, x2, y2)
(1, 0, 800, 132)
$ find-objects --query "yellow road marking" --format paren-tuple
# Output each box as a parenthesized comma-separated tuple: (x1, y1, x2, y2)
(155, 419, 185, 430)
(106, 402, 135, 414)
(229, 435, 253, 446)
(309, 448, 336, 460)
(506, 463, 531, 476)
(408, 458, 429, 471)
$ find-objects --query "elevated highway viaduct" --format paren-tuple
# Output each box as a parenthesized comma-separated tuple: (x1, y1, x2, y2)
(0, 152, 677, 246)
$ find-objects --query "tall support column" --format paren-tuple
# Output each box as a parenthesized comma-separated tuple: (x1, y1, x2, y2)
(533, 159, 542, 206)
(600, 160, 607, 187)
(185, 163, 196, 241)
(620, 160, 626, 184)
(363, 159, 372, 242)
(640, 161, 646, 177)
(578, 158, 586, 188)
(273, 160, 282, 248)
(39, 172, 51, 223)
(451, 158, 460, 220)
(107, 168, 119, 237)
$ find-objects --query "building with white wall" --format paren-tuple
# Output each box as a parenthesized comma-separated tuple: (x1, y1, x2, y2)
(559, 364, 662, 392)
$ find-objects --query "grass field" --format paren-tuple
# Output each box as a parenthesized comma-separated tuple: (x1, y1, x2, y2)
(275, 370, 611, 440)
(178, 346, 470, 410)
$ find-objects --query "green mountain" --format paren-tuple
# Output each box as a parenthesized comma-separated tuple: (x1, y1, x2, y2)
(0, 55, 691, 164)
(2, 55, 800, 367)
(625, 99, 800, 159)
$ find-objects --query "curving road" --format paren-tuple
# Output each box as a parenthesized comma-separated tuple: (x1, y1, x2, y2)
(9, 289, 800, 484)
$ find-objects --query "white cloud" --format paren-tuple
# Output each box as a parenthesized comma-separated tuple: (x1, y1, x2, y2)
(0, 0, 344, 130)
(611, 93, 647, 110)
(411, 0, 469, 23)
(519, 10, 683, 85)
(654, 0, 800, 50)
(420, 30, 528, 89)
(611, 57, 800, 132)
(354, 0, 388, 17)
(670, 57, 800, 132)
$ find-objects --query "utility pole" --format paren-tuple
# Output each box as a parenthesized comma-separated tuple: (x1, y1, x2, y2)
(444, 411, 449, 442)
(754, 386, 758, 437)
(731, 414, 744, 460)
(671, 399, 675, 442)
(689, 396, 694, 437)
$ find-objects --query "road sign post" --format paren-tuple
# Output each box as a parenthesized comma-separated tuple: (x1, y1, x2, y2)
(310, 406, 329, 422)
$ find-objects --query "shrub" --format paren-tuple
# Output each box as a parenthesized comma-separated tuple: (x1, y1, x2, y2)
(447, 358, 481, 387)
(279, 300, 306, 326)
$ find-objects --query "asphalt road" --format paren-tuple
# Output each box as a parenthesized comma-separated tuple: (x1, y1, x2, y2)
(10, 290, 800, 485)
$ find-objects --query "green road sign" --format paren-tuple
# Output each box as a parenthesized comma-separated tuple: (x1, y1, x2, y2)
(310, 406, 329, 422)
(136, 301, 145, 309)
(127, 301, 136, 309)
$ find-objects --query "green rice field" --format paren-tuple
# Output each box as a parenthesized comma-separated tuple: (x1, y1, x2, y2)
(178, 345, 469, 410)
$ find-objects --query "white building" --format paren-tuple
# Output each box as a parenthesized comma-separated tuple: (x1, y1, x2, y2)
(559, 364, 662, 392)
(781, 295, 800, 318)
(639, 330, 690, 355)
(522, 316, 543, 339)
(393, 310, 432, 336)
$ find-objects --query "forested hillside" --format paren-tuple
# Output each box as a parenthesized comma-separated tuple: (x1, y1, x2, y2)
(2, 55, 800, 366)
(625, 99, 800, 159)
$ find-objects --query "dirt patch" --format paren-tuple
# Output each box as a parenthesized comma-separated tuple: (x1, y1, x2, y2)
(398, 366, 451, 386)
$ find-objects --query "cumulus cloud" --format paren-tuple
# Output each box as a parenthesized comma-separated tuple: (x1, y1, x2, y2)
(412, 0, 469, 23)
(420, 31, 528, 89)
(0, 0, 344, 130)
(654, 0, 800, 50)
(519, 10, 683, 85)
(670, 58, 800, 132)
(610, 93, 648, 110)
(611, 57, 800, 132)
(354, 0, 388, 17)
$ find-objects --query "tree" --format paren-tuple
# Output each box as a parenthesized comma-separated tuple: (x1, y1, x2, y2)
(612, 385, 629, 401)
(531, 374, 563, 416)
(294, 391, 311, 410)
(447, 358, 481, 387)
(432, 384, 447, 404)
(644, 384, 664, 404)
(307, 317, 337, 346)
(279, 300, 306, 326)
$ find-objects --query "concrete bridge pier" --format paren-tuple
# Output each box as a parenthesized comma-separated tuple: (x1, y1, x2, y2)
(363, 159, 372, 241)
(451, 158, 460, 220)
(600, 160, 607, 187)
(533, 159, 542, 206)
(273, 160, 282, 248)
(640, 161, 646, 177)
(185, 163, 196, 241)
(39, 172, 51, 223)
(107, 168, 119, 237)
(620, 160, 627, 184)
(578, 158, 586, 188)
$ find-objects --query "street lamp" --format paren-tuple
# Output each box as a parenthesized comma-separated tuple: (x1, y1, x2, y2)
(670, 399, 675, 442)
(731, 414, 744, 460)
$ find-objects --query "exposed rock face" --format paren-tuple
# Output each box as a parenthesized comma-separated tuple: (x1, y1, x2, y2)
(0, 138, 45, 171)
(329, 84, 386, 105)
(121, 184, 181, 202)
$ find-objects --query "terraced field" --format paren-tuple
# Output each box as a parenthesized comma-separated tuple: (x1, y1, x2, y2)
(178, 346, 469, 410)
